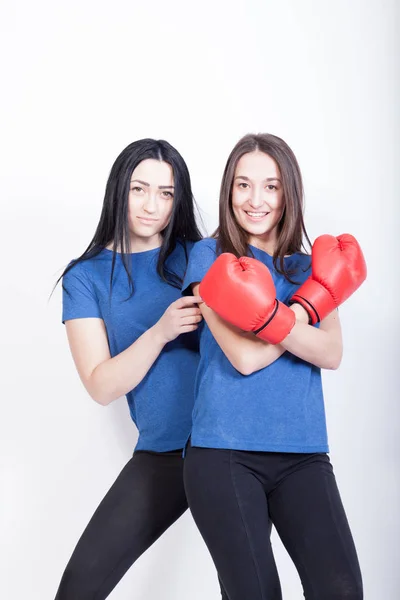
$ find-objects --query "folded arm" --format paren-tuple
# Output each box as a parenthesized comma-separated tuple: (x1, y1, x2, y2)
(193, 284, 342, 375)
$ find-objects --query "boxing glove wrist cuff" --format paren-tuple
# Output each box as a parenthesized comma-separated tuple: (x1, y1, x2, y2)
(289, 296, 316, 325)
(254, 300, 296, 345)
(290, 278, 336, 325)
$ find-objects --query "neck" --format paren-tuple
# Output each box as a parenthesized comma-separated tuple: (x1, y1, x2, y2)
(107, 233, 163, 254)
(130, 233, 163, 253)
(248, 232, 278, 256)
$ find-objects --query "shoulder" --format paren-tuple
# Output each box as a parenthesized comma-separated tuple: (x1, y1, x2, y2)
(166, 238, 197, 271)
(182, 238, 218, 293)
(61, 261, 96, 304)
(190, 238, 218, 258)
(63, 258, 90, 283)
(62, 256, 104, 321)
(187, 238, 219, 269)
(62, 251, 109, 291)
(64, 250, 111, 280)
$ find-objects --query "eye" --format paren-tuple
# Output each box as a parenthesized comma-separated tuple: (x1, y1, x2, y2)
(238, 182, 249, 189)
(161, 191, 174, 199)
(131, 186, 144, 193)
(266, 184, 277, 191)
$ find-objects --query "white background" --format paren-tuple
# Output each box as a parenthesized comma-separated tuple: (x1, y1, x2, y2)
(1, 0, 399, 598)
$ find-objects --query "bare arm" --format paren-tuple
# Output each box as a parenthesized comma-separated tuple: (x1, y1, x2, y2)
(280, 304, 343, 371)
(192, 283, 305, 375)
(193, 284, 341, 375)
(65, 296, 202, 405)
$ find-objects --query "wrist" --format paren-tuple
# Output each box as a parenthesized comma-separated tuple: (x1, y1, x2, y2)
(149, 322, 168, 347)
(255, 300, 296, 344)
(290, 302, 310, 324)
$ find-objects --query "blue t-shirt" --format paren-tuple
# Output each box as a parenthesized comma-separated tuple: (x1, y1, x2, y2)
(182, 238, 329, 453)
(62, 241, 199, 452)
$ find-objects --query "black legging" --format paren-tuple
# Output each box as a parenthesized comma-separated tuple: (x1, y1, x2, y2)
(184, 444, 363, 600)
(55, 449, 228, 599)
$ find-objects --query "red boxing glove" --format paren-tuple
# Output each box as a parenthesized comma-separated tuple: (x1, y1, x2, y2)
(199, 253, 295, 344)
(290, 234, 367, 324)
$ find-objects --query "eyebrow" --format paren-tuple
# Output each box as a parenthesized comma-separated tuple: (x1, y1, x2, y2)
(131, 179, 174, 190)
(234, 175, 281, 183)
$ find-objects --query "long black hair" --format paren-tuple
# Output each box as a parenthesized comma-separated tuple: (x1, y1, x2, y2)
(57, 138, 202, 294)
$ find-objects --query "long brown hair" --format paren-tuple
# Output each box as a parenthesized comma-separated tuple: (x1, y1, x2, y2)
(214, 133, 311, 282)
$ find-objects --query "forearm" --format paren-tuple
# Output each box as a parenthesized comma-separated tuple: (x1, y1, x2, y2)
(88, 325, 165, 405)
(201, 303, 285, 375)
(280, 306, 343, 370)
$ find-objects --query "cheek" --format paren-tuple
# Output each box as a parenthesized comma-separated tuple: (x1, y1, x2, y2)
(127, 201, 134, 224)
(271, 198, 285, 226)
(128, 194, 139, 216)
(231, 190, 239, 208)
(160, 200, 174, 224)
(231, 201, 243, 222)
(231, 190, 245, 212)
(270, 191, 284, 211)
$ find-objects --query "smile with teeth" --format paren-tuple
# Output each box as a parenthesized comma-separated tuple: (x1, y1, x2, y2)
(245, 211, 270, 218)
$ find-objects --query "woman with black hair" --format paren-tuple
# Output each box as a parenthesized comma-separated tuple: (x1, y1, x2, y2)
(54, 139, 225, 599)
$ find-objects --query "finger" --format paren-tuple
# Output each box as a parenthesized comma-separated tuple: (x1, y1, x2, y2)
(177, 307, 202, 317)
(181, 315, 202, 326)
(180, 324, 199, 333)
(189, 295, 203, 304)
(176, 295, 203, 307)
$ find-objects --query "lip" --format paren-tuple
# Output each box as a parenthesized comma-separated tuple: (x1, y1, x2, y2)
(244, 210, 270, 222)
(137, 216, 159, 225)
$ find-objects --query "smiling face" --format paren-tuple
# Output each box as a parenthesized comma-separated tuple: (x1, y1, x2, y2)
(127, 158, 174, 249)
(231, 151, 285, 252)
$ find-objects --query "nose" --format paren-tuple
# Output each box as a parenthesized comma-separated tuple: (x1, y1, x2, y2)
(248, 187, 264, 209)
(143, 192, 157, 214)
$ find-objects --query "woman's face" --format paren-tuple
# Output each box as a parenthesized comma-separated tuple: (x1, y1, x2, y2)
(231, 151, 284, 249)
(128, 159, 174, 245)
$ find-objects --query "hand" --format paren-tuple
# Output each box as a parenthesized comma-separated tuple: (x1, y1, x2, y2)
(153, 296, 203, 344)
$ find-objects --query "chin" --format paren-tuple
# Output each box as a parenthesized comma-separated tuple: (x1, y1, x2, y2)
(131, 225, 160, 238)
(240, 222, 272, 237)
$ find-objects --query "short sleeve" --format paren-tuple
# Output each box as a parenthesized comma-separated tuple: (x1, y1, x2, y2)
(182, 239, 217, 296)
(62, 262, 102, 323)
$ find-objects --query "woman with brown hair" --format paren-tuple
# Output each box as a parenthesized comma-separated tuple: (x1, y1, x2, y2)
(182, 134, 365, 599)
